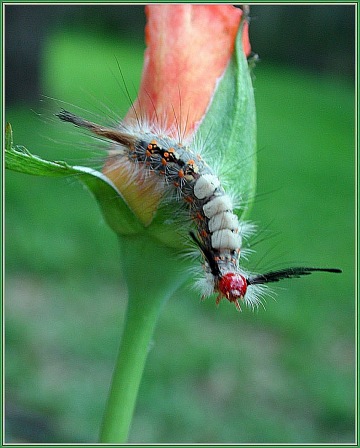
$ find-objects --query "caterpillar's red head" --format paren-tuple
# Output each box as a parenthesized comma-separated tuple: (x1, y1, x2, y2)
(217, 272, 248, 311)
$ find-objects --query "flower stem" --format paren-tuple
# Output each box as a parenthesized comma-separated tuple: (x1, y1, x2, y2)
(99, 233, 187, 443)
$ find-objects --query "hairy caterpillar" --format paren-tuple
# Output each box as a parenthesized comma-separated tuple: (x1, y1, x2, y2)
(57, 109, 341, 311)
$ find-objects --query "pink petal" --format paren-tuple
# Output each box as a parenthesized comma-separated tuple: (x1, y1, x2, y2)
(126, 5, 250, 138)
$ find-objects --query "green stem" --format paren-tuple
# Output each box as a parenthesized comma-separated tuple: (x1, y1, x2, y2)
(99, 233, 187, 443)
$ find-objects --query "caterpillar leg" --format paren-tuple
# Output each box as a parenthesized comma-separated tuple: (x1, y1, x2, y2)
(216, 293, 242, 312)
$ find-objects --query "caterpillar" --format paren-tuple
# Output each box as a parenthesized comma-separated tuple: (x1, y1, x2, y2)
(57, 109, 341, 311)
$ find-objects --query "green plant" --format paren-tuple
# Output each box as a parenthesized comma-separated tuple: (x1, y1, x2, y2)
(5, 6, 255, 442)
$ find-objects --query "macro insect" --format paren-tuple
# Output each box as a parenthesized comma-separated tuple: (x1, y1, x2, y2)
(57, 109, 341, 311)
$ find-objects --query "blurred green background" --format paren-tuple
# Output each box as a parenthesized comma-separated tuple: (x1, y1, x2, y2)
(5, 5, 355, 444)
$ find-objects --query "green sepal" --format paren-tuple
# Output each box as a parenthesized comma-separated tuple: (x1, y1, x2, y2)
(196, 22, 257, 220)
(5, 126, 142, 236)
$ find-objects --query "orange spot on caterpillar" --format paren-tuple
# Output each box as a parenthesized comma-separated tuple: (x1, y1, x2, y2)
(195, 211, 204, 221)
(161, 158, 167, 166)
(178, 169, 185, 178)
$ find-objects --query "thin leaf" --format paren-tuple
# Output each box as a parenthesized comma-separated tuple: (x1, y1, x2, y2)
(197, 23, 257, 220)
(5, 129, 142, 236)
